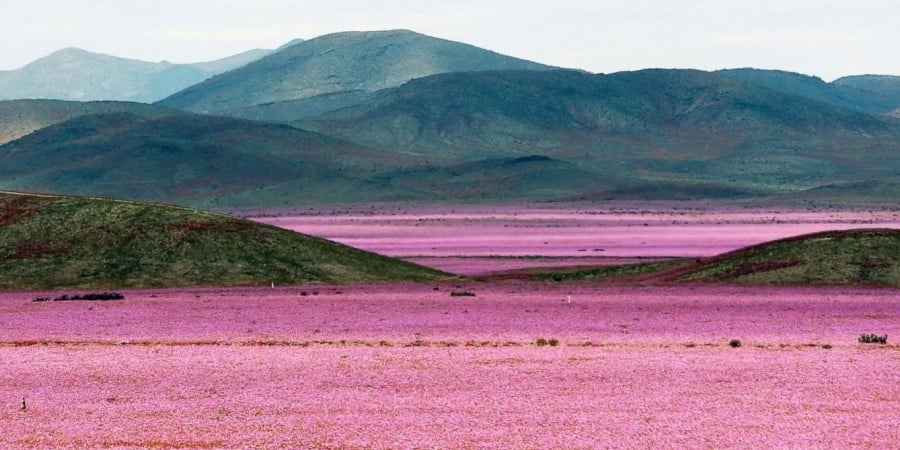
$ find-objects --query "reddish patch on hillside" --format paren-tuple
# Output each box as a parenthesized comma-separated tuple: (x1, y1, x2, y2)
(0, 195, 48, 226)
(6, 241, 72, 259)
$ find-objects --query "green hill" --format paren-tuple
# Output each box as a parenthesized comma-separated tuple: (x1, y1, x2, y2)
(676, 229, 900, 286)
(300, 69, 900, 198)
(158, 29, 554, 120)
(0, 111, 426, 207)
(718, 68, 898, 114)
(833, 75, 900, 117)
(4, 70, 899, 206)
(0, 99, 177, 145)
(517, 229, 900, 287)
(0, 192, 446, 290)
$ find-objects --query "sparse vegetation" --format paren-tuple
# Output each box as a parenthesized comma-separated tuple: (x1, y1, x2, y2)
(450, 290, 476, 297)
(858, 333, 887, 344)
(677, 229, 900, 287)
(33, 292, 125, 302)
(0, 192, 447, 290)
(530, 259, 687, 282)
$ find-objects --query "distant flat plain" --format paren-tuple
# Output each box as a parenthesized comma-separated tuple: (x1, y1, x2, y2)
(255, 203, 900, 275)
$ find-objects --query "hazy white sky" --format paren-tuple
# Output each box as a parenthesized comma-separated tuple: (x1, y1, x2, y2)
(1, 0, 897, 80)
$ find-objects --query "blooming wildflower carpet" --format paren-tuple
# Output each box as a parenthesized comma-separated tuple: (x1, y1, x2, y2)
(1, 283, 897, 449)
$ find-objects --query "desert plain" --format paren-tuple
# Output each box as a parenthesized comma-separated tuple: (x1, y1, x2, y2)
(1, 204, 898, 449)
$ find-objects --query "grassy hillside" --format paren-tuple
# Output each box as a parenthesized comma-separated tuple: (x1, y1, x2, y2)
(158, 29, 554, 120)
(0, 192, 445, 290)
(0, 99, 177, 145)
(514, 229, 900, 287)
(676, 229, 900, 286)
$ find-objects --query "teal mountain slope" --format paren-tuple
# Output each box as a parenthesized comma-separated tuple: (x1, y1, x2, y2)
(0, 99, 177, 145)
(0, 47, 271, 103)
(158, 29, 555, 120)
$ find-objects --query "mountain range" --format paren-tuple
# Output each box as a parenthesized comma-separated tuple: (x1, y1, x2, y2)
(0, 30, 898, 206)
(0, 46, 274, 103)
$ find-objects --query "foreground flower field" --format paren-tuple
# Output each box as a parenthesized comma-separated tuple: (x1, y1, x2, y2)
(1, 283, 897, 448)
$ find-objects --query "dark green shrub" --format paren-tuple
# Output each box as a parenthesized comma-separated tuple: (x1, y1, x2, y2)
(450, 290, 476, 297)
(858, 333, 887, 344)
(728, 339, 742, 348)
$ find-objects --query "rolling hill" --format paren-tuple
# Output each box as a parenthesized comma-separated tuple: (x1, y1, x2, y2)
(517, 229, 900, 287)
(833, 75, 900, 116)
(0, 99, 177, 145)
(299, 68, 900, 198)
(675, 228, 900, 286)
(158, 29, 554, 120)
(4, 68, 899, 206)
(0, 192, 446, 289)
(0, 111, 434, 207)
(0, 47, 272, 103)
(717, 68, 899, 115)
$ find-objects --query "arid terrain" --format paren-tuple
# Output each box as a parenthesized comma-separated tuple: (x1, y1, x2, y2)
(1, 205, 897, 448)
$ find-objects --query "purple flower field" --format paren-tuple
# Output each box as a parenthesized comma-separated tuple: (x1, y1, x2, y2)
(257, 205, 900, 274)
(2, 205, 898, 448)
(1, 282, 897, 448)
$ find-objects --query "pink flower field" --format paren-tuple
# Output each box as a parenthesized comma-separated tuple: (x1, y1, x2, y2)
(1, 282, 897, 448)
(255, 204, 900, 274)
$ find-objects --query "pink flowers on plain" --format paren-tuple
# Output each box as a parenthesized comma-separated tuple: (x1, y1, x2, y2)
(1, 283, 897, 448)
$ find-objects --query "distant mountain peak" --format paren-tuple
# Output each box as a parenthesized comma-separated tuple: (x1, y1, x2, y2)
(0, 46, 273, 102)
(158, 29, 555, 120)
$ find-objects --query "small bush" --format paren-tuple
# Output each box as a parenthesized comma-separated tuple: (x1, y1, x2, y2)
(728, 339, 742, 348)
(535, 338, 549, 347)
(821, 344, 833, 349)
(450, 290, 476, 297)
(52, 292, 124, 301)
(858, 333, 887, 344)
(548, 338, 560, 347)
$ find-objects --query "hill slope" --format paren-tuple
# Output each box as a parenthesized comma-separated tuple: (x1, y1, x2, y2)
(717, 68, 898, 114)
(517, 229, 900, 287)
(0, 192, 445, 289)
(0, 111, 430, 207)
(833, 75, 900, 117)
(0, 47, 271, 102)
(300, 69, 900, 198)
(0, 99, 177, 145)
(158, 29, 554, 120)
(675, 228, 900, 286)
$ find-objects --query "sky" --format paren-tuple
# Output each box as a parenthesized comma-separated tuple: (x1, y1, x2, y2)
(1, 0, 898, 81)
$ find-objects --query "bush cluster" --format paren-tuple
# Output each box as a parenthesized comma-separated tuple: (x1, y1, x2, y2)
(535, 338, 560, 347)
(450, 290, 476, 297)
(33, 292, 125, 302)
(858, 333, 887, 344)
